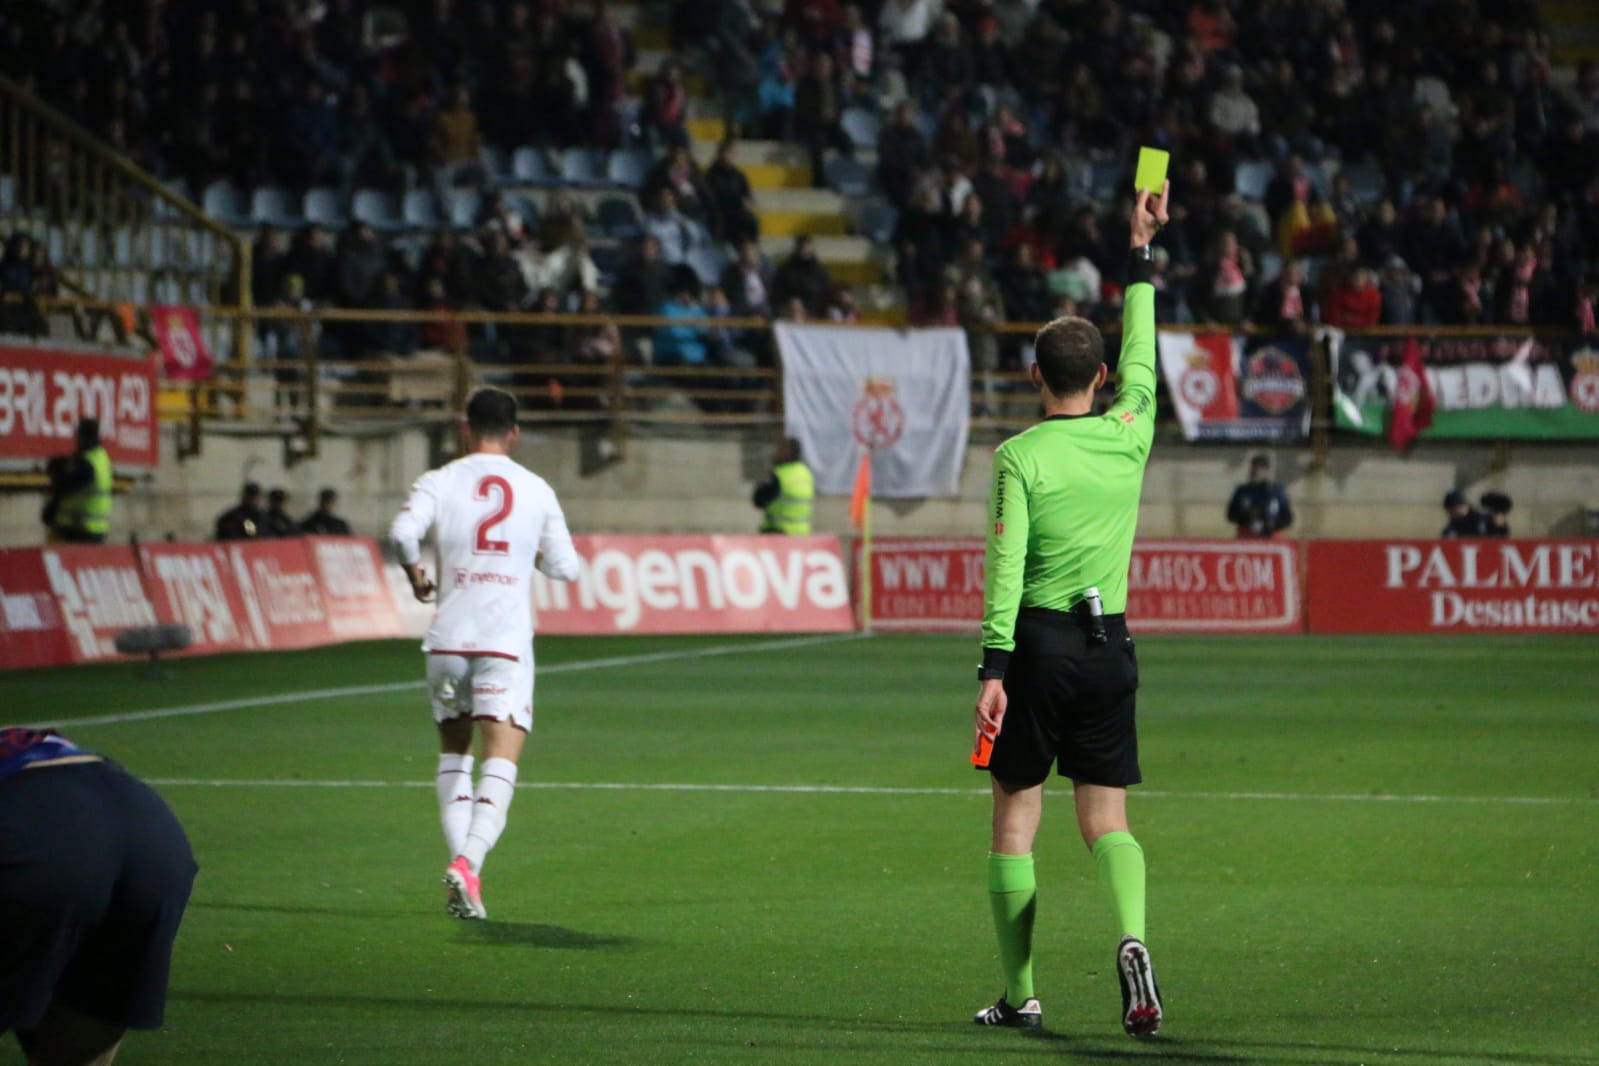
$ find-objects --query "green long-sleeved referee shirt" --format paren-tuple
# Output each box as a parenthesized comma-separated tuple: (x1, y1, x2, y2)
(981, 282, 1157, 664)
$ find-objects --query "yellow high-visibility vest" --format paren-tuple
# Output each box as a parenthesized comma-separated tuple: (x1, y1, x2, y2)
(761, 461, 814, 535)
(55, 446, 112, 537)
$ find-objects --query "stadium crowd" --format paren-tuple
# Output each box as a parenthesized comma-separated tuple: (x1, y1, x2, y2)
(3, 0, 1599, 376)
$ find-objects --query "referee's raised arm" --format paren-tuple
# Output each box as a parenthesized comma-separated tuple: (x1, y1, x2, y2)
(1106, 182, 1169, 439)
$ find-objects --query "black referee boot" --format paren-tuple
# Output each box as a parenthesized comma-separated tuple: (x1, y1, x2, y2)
(973, 995, 1042, 1029)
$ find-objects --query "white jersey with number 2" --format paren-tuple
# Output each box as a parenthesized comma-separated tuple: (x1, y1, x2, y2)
(390, 452, 581, 660)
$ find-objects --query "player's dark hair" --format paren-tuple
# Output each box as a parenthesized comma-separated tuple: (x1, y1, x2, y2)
(1032, 316, 1105, 396)
(465, 387, 518, 438)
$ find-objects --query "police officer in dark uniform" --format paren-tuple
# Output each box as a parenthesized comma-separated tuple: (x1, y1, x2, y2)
(301, 488, 353, 535)
(263, 488, 299, 537)
(1225, 454, 1293, 538)
(214, 482, 266, 540)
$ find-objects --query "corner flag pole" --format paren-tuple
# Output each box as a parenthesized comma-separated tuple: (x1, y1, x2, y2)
(850, 449, 873, 633)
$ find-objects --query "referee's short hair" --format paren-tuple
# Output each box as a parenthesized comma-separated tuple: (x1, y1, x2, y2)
(466, 387, 518, 438)
(1032, 316, 1105, 396)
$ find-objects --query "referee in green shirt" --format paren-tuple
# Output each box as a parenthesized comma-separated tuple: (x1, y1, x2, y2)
(970, 182, 1169, 1037)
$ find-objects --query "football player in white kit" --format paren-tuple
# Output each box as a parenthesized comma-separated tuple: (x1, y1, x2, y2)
(390, 387, 582, 919)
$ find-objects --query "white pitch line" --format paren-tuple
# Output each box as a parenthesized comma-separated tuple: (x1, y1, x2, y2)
(135, 778, 1598, 807)
(20, 633, 863, 730)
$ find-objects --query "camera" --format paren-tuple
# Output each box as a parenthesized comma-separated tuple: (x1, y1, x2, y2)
(1480, 491, 1513, 516)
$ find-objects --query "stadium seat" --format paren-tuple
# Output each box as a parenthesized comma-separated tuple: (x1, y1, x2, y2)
(605, 148, 653, 189)
(512, 146, 557, 185)
(559, 147, 607, 187)
(825, 155, 871, 197)
(589, 242, 621, 282)
(251, 185, 303, 227)
(479, 145, 509, 185)
(595, 195, 642, 238)
(686, 244, 727, 286)
(1089, 161, 1121, 201)
(1259, 251, 1283, 283)
(855, 198, 898, 244)
(1414, 76, 1456, 119)
(1234, 161, 1272, 202)
(841, 107, 881, 151)
(1341, 162, 1385, 205)
(352, 188, 404, 231)
(445, 188, 482, 230)
(303, 187, 346, 227)
(402, 188, 443, 229)
(70, 229, 97, 267)
(1509, 159, 1544, 203)
(153, 180, 189, 221)
(1302, 254, 1331, 287)
(505, 193, 541, 228)
(112, 227, 136, 268)
(201, 180, 250, 226)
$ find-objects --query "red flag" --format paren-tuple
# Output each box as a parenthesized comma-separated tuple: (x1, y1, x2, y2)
(151, 306, 213, 382)
(1387, 337, 1435, 453)
(849, 452, 871, 530)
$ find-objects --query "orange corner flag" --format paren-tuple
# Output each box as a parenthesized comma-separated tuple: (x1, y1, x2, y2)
(849, 452, 871, 530)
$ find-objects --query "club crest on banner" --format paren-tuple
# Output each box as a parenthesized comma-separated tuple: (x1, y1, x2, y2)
(1570, 348, 1599, 414)
(1179, 357, 1220, 408)
(852, 377, 905, 450)
(1241, 346, 1307, 414)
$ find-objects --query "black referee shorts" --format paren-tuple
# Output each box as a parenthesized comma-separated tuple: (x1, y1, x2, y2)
(985, 607, 1142, 789)
(0, 760, 197, 1035)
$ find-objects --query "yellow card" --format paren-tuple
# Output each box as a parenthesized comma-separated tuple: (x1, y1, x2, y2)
(1134, 147, 1169, 193)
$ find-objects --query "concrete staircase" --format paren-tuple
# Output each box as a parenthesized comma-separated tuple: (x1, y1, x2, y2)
(619, 3, 895, 320)
(1539, 0, 1599, 66)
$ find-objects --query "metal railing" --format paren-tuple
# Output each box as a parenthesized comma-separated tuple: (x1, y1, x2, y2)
(0, 75, 250, 355)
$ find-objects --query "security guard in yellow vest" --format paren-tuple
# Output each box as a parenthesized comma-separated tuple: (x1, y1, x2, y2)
(44, 418, 112, 544)
(752, 438, 815, 534)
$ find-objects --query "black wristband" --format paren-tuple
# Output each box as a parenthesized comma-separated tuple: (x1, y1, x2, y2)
(1127, 245, 1156, 287)
(980, 647, 1011, 678)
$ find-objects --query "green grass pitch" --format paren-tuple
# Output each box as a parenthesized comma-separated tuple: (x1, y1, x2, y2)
(3, 633, 1596, 1065)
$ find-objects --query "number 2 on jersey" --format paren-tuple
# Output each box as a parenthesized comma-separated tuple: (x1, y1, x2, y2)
(474, 475, 514, 555)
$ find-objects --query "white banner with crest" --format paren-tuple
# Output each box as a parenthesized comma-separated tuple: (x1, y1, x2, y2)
(775, 323, 970, 497)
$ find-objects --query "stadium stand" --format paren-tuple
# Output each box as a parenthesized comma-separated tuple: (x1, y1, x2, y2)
(1, 0, 1597, 367)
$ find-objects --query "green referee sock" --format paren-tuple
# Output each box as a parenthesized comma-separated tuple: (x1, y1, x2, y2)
(987, 852, 1037, 1005)
(1092, 831, 1146, 942)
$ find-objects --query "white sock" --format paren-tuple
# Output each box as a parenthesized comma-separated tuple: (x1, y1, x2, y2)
(436, 753, 475, 859)
(462, 756, 518, 874)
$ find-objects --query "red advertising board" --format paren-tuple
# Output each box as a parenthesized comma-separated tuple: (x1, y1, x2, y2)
(222, 538, 335, 650)
(0, 545, 162, 666)
(137, 542, 260, 654)
(305, 536, 405, 640)
(1127, 541, 1302, 633)
(860, 538, 985, 632)
(530, 535, 854, 635)
(0, 346, 160, 469)
(0, 548, 65, 669)
(859, 538, 1303, 634)
(1307, 539, 1599, 633)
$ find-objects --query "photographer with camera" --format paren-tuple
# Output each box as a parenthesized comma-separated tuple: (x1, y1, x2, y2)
(1225, 454, 1294, 539)
(1442, 489, 1512, 538)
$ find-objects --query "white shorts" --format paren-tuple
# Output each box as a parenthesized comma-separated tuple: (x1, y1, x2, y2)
(426, 653, 534, 733)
